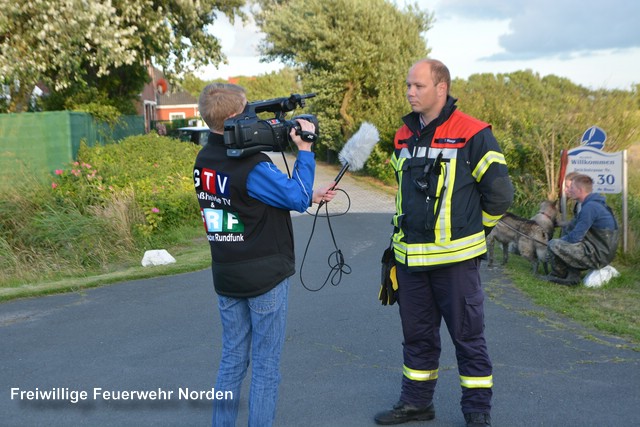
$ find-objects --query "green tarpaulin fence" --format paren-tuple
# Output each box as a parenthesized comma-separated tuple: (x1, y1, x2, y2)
(0, 111, 144, 188)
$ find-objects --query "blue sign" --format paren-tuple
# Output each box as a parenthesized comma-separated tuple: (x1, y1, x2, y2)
(580, 126, 607, 150)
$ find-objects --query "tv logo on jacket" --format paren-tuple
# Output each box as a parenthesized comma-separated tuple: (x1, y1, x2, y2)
(194, 167, 245, 236)
(194, 167, 230, 197)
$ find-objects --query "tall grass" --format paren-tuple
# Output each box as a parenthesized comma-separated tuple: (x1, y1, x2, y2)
(0, 133, 202, 286)
(1, 185, 139, 285)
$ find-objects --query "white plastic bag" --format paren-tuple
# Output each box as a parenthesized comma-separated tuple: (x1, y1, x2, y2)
(583, 265, 620, 288)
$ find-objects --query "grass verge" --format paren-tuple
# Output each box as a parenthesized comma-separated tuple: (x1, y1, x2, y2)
(0, 232, 211, 303)
(494, 248, 640, 348)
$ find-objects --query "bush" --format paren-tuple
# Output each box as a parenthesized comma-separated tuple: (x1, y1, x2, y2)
(1, 133, 203, 285)
(63, 133, 202, 235)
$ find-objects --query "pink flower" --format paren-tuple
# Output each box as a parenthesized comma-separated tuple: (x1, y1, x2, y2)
(151, 207, 160, 213)
(55, 169, 63, 175)
(51, 182, 58, 189)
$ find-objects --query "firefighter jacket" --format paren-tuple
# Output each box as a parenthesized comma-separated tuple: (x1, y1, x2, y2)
(193, 133, 295, 297)
(390, 96, 513, 271)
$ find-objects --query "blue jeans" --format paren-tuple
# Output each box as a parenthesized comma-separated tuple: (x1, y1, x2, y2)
(212, 279, 290, 427)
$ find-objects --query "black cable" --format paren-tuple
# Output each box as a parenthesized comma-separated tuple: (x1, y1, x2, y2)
(298, 191, 352, 291)
(280, 151, 291, 177)
(279, 146, 353, 291)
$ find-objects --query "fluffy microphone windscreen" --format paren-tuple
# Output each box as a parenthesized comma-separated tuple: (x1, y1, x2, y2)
(338, 122, 379, 171)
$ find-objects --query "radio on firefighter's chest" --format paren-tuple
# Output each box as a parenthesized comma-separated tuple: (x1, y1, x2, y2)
(412, 151, 444, 195)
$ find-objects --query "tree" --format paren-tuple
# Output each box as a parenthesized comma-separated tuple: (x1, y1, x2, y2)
(181, 67, 300, 102)
(254, 0, 433, 161)
(0, 0, 244, 112)
(40, 63, 151, 115)
(181, 73, 211, 100)
(234, 68, 302, 103)
(453, 70, 640, 211)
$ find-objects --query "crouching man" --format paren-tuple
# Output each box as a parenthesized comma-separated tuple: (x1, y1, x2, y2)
(546, 174, 619, 285)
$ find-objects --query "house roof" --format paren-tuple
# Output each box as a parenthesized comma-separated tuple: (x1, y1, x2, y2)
(157, 91, 198, 106)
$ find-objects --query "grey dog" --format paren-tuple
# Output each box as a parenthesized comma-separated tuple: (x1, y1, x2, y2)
(530, 200, 558, 240)
(486, 212, 550, 274)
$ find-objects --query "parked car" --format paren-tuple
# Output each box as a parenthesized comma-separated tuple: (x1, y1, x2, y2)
(176, 126, 210, 146)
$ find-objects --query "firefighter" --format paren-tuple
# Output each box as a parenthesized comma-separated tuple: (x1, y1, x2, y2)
(374, 59, 513, 427)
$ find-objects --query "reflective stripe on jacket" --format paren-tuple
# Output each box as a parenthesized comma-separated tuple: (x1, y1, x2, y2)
(391, 98, 513, 271)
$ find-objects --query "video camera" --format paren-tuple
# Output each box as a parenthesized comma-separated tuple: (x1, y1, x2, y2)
(224, 93, 319, 158)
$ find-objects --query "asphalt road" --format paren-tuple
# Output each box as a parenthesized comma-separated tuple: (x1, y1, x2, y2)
(1, 155, 638, 426)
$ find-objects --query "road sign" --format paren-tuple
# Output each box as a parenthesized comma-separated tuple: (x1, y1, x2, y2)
(580, 125, 607, 150)
(564, 126, 629, 252)
(566, 147, 624, 194)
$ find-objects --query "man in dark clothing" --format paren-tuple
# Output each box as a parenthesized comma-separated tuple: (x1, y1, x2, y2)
(374, 59, 513, 427)
(193, 83, 336, 426)
(559, 171, 581, 236)
(546, 174, 618, 285)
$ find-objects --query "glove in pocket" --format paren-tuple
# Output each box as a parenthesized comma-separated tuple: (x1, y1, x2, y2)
(379, 246, 398, 306)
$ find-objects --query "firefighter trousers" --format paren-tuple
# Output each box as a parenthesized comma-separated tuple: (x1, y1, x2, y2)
(396, 258, 493, 414)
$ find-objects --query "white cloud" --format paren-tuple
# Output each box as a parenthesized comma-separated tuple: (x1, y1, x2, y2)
(414, 0, 640, 89)
(197, 0, 640, 90)
(198, 12, 283, 79)
(431, 0, 640, 57)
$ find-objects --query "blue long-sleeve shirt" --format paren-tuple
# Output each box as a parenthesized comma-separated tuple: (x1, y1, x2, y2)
(246, 151, 315, 213)
(562, 193, 617, 244)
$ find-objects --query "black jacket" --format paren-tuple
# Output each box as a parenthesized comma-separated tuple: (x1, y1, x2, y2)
(390, 96, 514, 270)
(193, 133, 295, 297)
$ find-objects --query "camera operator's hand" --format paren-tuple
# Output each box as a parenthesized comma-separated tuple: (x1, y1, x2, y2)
(312, 182, 338, 205)
(290, 119, 316, 151)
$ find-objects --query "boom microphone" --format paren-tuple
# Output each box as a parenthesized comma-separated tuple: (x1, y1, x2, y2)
(336, 122, 380, 184)
(319, 122, 379, 207)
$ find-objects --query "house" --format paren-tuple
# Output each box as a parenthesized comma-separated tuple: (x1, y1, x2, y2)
(136, 65, 161, 133)
(156, 91, 201, 125)
(136, 65, 202, 133)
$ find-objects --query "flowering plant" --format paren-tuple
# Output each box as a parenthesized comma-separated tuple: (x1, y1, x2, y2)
(50, 161, 111, 212)
(50, 134, 201, 236)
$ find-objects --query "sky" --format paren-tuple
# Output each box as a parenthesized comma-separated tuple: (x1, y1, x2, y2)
(198, 0, 640, 91)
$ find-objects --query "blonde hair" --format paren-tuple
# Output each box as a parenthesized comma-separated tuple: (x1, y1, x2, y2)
(198, 83, 246, 132)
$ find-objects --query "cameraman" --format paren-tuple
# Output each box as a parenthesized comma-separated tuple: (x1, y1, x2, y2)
(193, 83, 336, 427)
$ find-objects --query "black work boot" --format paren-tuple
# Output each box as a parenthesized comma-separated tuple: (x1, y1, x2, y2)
(374, 401, 435, 425)
(545, 271, 581, 286)
(464, 412, 492, 427)
(565, 268, 582, 284)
